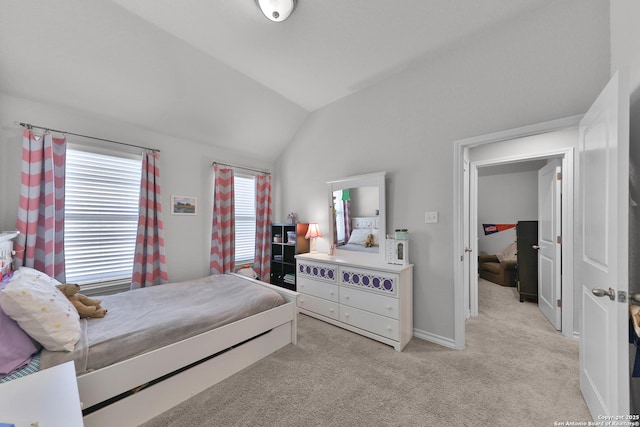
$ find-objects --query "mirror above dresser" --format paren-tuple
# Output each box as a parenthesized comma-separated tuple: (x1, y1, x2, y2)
(327, 171, 386, 262)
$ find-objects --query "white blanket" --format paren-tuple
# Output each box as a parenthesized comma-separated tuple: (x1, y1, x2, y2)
(40, 274, 284, 375)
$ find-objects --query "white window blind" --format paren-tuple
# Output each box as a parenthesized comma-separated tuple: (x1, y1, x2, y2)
(64, 146, 142, 285)
(234, 174, 256, 264)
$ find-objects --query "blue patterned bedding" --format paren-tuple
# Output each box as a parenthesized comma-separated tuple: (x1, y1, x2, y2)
(0, 352, 40, 384)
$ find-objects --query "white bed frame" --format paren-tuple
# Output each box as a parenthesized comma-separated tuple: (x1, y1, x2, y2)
(80, 274, 299, 427)
(352, 216, 380, 230)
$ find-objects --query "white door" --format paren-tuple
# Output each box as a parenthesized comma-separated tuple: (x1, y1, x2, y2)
(538, 158, 562, 330)
(579, 70, 630, 417)
(463, 158, 476, 319)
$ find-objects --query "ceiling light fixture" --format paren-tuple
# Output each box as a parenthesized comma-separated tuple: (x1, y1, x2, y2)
(256, 0, 297, 22)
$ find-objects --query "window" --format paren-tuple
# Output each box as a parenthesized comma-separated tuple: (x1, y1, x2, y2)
(234, 174, 256, 264)
(64, 145, 142, 291)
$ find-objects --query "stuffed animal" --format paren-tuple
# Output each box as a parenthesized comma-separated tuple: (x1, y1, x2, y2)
(364, 233, 375, 248)
(56, 284, 107, 318)
(236, 266, 258, 279)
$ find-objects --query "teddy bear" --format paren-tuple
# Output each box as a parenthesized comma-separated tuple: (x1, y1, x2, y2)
(364, 233, 375, 248)
(56, 283, 108, 318)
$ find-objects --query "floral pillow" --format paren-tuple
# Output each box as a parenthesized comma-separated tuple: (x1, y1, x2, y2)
(0, 269, 81, 352)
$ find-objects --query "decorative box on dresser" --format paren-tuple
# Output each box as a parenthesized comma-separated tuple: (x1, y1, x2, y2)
(295, 252, 413, 351)
(270, 223, 309, 291)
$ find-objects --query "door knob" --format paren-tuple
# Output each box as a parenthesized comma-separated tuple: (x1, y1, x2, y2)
(592, 287, 615, 301)
(532, 245, 540, 250)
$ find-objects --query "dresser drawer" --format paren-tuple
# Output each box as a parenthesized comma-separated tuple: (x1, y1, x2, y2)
(297, 277, 339, 302)
(340, 305, 399, 341)
(298, 293, 339, 320)
(296, 260, 338, 284)
(340, 287, 398, 319)
(339, 266, 398, 297)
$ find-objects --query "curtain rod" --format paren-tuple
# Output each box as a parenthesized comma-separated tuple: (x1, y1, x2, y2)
(212, 161, 270, 175)
(18, 122, 160, 153)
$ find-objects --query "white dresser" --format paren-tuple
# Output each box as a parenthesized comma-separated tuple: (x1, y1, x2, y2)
(295, 252, 413, 351)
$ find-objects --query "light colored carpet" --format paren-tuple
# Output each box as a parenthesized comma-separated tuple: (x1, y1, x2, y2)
(142, 279, 591, 426)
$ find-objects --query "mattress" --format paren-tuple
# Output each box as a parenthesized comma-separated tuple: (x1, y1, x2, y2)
(40, 274, 284, 375)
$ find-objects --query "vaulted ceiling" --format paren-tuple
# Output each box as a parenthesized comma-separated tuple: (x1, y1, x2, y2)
(0, 0, 554, 161)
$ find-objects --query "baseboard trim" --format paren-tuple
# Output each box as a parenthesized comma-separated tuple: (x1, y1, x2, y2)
(413, 328, 458, 350)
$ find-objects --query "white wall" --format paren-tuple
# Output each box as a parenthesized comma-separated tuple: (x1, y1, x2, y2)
(277, 0, 610, 345)
(477, 168, 539, 256)
(350, 187, 378, 217)
(0, 93, 277, 283)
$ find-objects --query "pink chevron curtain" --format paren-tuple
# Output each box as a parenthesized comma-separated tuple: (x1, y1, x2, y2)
(210, 165, 235, 274)
(15, 129, 67, 282)
(253, 174, 272, 281)
(343, 200, 352, 243)
(131, 152, 168, 289)
(332, 194, 338, 245)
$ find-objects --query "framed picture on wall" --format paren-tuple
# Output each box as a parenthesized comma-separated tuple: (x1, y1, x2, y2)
(171, 195, 197, 215)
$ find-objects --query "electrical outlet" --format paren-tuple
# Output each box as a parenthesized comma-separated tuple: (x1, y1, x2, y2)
(425, 211, 438, 224)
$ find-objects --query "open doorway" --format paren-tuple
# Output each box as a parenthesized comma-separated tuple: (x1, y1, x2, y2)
(476, 157, 562, 329)
(453, 116, 582, 350)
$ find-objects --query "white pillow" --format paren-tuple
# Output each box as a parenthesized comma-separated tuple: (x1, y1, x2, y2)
(0, 272, 80, 352)
(347, 228, 372, 245)
(15, 266, 63, 287)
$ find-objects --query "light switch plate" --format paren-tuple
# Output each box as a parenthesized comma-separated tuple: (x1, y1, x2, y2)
(425, 211, 438, 224)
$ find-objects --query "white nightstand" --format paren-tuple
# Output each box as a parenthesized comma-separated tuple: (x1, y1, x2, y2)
(0, 361, 83, 426)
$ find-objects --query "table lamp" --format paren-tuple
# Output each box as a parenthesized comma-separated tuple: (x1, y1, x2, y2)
(305, 223, 322, 253)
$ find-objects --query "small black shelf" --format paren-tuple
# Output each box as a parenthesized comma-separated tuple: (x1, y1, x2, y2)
(270, 223, 309, 291)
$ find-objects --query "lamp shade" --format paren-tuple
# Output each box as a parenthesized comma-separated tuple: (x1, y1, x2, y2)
(257, 0, 297, 22)
(305, 223, 322, 239)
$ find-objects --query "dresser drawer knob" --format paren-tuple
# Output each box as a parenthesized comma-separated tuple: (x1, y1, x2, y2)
(344, 313, 349, 318)
(330, 291, 334, 296)
(387, 305, 392, 310)
(329, 308, 334, 313)
(386, 326, 392, 331)
(345, 295, 350, 299)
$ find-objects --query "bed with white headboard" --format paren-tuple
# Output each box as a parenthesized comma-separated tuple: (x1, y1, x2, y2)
(339, 216, 381, 253)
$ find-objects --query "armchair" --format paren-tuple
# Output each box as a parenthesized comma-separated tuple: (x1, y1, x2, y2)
(478, 242, 518, 287)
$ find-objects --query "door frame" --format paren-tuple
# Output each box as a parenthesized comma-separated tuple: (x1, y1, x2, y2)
(453, 115, 582, 349)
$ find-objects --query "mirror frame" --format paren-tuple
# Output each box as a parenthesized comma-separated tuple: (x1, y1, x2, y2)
(327, 171, 386, 262)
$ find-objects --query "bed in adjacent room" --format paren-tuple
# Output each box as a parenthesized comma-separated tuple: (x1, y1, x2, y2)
(338, 216, 381, 253)
(0, 259, 299, 427)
